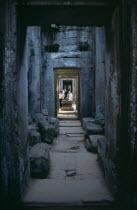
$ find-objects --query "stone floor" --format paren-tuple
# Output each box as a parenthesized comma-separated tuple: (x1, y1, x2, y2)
(57, 114, 78, 119)
(23, 120, 114, 207)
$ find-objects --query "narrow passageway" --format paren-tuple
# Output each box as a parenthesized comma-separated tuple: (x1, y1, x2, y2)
(23, 120, 113, 207)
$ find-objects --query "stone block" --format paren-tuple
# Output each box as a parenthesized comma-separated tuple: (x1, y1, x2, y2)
(28, 115, 33, 124)
(33, 113, 48, 124)
(85, 135, 105, 153)
(82, 117, 95, 130)
(80, 59, 93, 67)
(28, 122, 39, 131)
(33, 113, 59, 143)
(94, 119, 105, 131)
(59, 45, 78, 52)
(41, 108, 49, 116)
(85, 122, 103, 136)
(38, 123, 56, 144)
(51, 52, 80, 59)
(28, 130, 41, 146)
(30, 143, 50, 178)
(80, 51, 91, 59)
(97, 135, 106, 170)
(47, 117, 59, 137)
(56, 58, 80, 68)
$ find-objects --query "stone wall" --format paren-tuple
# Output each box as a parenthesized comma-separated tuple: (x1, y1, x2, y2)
(127, 3, 137, 204)
(0, 0, 30, 204)
(102, 9, 121, 196)
(41, 26, 95, 118)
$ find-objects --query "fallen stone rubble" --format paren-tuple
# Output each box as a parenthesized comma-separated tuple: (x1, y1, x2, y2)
(28, 113, 59, 178)
(82, 117, 105, 154)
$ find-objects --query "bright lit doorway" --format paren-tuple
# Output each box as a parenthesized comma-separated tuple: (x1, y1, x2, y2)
(54, 68, 80, 119)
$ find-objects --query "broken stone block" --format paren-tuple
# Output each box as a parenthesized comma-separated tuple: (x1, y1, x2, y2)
(28, 122, 39, 131)
(85, 122, 103, 136)
(33, 113, 59, 143)
(38, 122, 56, 144)
(28, 115, 33, 124)
(28, 130, 41, 146)
(47, 117, 59, 137)
(82, 117, 95, 130)
(97, 136, 106, 169)
(33, 113, 48, 124)
(30, 143, 50, 178)
(41, 108, 49, 116)
(94, 119, 105, 132)
(85, 135, 105, 153)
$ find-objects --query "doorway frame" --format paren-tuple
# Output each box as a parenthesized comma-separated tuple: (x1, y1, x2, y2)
(54, 68, 80, 119)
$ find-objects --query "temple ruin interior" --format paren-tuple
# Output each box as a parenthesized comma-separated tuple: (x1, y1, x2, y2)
(1, 1, 137, 209)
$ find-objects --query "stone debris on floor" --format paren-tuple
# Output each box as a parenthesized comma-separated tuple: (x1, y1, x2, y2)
(23, 120, 113, 206)
(85, 135, 106, 153)
(30, 143, 50, 178)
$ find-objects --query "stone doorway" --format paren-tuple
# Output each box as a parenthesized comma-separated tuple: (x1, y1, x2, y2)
(54, 68, 80, 119)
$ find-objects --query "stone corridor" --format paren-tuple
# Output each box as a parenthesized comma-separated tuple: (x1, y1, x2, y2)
(23, 120, 113, 207)
(1, 1, 137, 207)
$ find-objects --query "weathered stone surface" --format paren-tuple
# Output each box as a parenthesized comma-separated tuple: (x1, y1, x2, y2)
(28, 115, 33, 124)
(30, 143, 50, 178)
(28, 27, 41, 114)
(82, 117, 96, 130)
(41, 108, 49, 116)
(41, 26, 94, 117)
(47, 117, 59, 137)
(24, 119, 113, 204)
(85, 135, 105, 153)
(39, 123, 56, 144)
(94, 119, 105, 127)
(97, 136, 106, 169)
(66, 170, 76, 177)
(33, 113, 59, 143)
(28, 122, 38, 131)
(33, 113, 48, 125)
(28, 130, 41, 146)
(85, 138, 93, 152)
(60, 120, 81, 127)
(60, 127, 84, 135)
(95, 27, 105, 120)
(51, 52, 80, 59)
(85, 122, 103, 136)
(59, 45, 78, 52)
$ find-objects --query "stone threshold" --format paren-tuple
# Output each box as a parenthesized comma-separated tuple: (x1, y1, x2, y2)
(22, 179, 114, 207)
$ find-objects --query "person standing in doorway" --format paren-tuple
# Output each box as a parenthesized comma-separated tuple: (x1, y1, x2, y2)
(68, 91, 73, 101)
(59, 91, 63, 108)
(62, 89, 65, 99)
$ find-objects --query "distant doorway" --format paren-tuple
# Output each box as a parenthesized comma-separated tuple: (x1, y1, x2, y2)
(54, 68, 80, 119)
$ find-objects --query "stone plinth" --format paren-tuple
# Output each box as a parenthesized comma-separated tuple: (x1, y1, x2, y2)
(61, 100, 74, 111)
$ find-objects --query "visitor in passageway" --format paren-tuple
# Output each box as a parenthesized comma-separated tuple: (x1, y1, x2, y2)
(68, 91, 73, 101)
(59, 91, 63, 107)
(62, 89, 65, 99)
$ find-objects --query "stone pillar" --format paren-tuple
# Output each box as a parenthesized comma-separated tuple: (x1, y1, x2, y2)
(59, 79, 63, 90)
(28, 27, 41, 114)
(95, 27, 105, 120)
